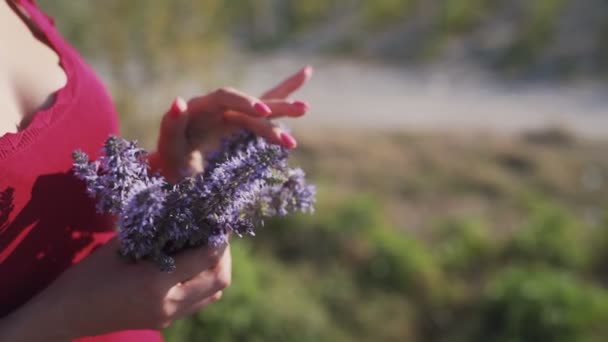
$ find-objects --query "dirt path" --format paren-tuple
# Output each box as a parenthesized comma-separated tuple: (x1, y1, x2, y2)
(237, 54, 608, 139)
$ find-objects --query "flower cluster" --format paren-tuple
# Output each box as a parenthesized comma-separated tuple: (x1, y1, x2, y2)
(73, 131, 315, 272)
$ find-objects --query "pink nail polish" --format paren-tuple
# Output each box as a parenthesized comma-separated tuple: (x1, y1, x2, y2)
(254, 102, 272, 116)
(280, 132, 297, 149)
(169, 97, 187, 118)
(303, 65, 314, 77)
(292, 100, 309, 111)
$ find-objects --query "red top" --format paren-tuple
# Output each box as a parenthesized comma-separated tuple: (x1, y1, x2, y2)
(0, 1, 162, 341)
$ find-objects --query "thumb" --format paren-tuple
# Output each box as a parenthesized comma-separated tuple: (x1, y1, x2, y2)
(157, 97, 189, 180)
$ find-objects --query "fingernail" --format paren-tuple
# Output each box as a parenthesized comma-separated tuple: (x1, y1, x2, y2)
(303, 65, 314, 77)
(292, 100, 309, 112)
(169, 97, 187, 118)
(254, 102, 272, 116)
(280, 132, 297, 149)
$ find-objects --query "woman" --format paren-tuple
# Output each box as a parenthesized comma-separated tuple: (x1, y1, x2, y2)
(0, 0, 312, 340)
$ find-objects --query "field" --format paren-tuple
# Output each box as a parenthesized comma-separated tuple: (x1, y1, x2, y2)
(163, 127, 608, 341)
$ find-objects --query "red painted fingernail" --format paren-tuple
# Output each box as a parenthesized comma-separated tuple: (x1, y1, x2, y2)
(292, 100, 309, 111)
(303, 65, 313, 77)
(169, 97, 187, 118)
(280, 132, 297, 149)
(254, 102, 272, 116)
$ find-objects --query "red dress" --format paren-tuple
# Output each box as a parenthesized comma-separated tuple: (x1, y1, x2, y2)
(0, 1, 163, 340)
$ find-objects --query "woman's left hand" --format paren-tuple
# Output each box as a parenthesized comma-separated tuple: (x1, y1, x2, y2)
(149, 65, 313, 182)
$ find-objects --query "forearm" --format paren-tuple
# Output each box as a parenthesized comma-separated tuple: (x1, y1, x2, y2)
(0, 294, 77, 342)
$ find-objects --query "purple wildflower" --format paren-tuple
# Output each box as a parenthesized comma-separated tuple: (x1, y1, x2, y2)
(191, 133, 288, 242)
(117, 177, 167, 259)
(74, 136, 151, 214)
(73, 150, 101, 196)
(73, 130, 315, 272)
(96, 137, 150, 214)
(256, 168, 316, 217)
(161, 178, 199, 252)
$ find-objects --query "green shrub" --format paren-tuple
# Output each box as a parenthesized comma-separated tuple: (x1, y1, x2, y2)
(357, 228, 441, 296)
(473, 267, 608, 342)
(363, 0, 418, 27)
(164, 242, 349, 342)
(504, 202, 588, 269)
(287, 0, 334, 31)
(588, 212, 608, 283)
(257, 193, 390, 264)
(439, 0, 495, 32)
(434, 218, 495, 274)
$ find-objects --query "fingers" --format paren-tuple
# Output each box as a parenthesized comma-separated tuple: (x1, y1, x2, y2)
(157, 97, 189, 180)
(223, 111, 298, 149)
(167, 243, 228, 286)
(181, 291, 224, 317)
(171, 247, 232, 305)
(266, 99, 309, 119)
(261, 65, 314, 100)
(224, 99, 308, 121)
(186, 88, 273, 148)
(220, 98, 308, 148)
(188, 87, 272, 119)
(165, 246, 231, 318)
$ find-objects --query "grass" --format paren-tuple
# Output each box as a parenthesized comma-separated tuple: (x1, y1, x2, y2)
(291, 127, 608, 236)
(161, 127, 608, 341)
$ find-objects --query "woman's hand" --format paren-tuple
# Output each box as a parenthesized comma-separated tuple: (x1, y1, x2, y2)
(1, 238, 232, 341)
(150, 65, 313, 182)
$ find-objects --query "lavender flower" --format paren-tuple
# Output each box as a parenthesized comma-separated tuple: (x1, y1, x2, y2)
(73, 150, 101, 196)
(161, 178, 198, 252)
(117, 177, 167, 260)
(74, 137, 150, 215)
(73, 131, 315, 271)
(255, 168, 316, 217)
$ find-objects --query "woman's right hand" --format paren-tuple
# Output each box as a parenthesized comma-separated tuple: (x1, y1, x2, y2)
(1, 238, 231, 341)
(150, 65, 312, 182)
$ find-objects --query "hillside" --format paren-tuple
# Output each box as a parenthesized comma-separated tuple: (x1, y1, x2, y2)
(40, 0, 608, 81)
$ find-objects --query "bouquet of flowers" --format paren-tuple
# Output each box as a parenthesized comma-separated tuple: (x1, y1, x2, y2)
(72, 130, 315, 272)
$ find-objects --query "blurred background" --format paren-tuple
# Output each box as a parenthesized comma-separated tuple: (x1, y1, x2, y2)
(41, 1, 608, 341)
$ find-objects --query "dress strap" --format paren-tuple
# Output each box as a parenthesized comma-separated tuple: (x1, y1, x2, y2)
(16, 0, 56, 29)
